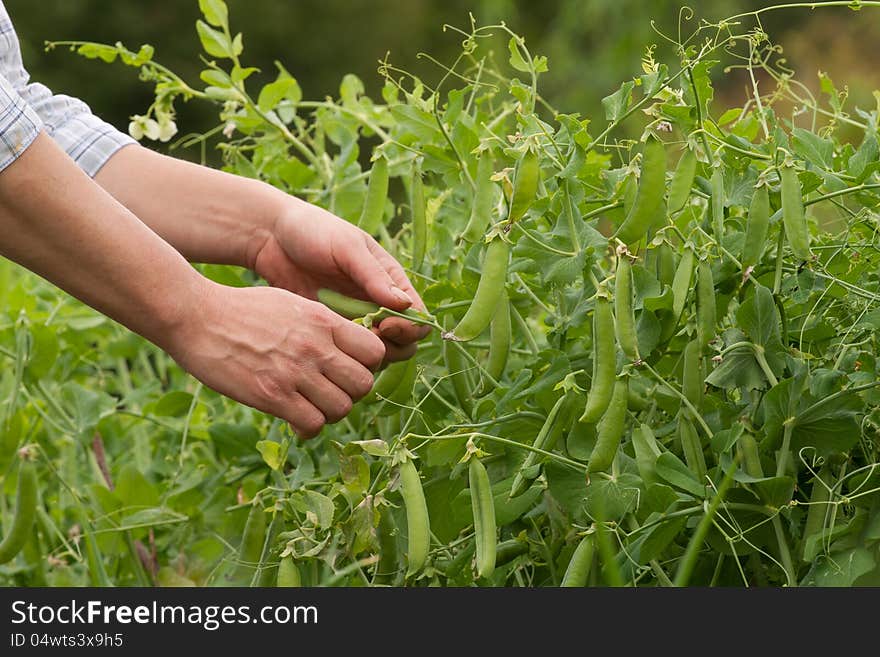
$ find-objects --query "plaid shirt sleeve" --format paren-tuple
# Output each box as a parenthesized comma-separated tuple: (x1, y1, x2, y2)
(0, 2, 135, 177)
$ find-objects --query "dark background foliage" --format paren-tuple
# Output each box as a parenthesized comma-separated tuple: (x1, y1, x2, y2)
(8, 0, 880, 155)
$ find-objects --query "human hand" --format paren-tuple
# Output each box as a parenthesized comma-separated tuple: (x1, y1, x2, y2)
(251, 197, 431, 362)
(166, 280, 386, 438)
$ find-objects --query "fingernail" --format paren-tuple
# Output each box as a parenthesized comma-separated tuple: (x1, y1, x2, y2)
(391, 286, 413, 305)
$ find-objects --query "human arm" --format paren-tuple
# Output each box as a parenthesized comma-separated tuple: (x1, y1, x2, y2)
(0, 132, 385, 437)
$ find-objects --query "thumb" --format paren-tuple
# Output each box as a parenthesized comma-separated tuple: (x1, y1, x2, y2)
(346, 241, 413, 310)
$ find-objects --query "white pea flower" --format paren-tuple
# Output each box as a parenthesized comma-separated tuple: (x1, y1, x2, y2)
(223, 121, 236, 138)
(158, 117, 178, 142)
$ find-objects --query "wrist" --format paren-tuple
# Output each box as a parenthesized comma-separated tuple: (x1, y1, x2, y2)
(242, 181, 290, 271)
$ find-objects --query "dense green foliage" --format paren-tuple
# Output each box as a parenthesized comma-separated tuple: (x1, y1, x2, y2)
(3, 1, 880, 587)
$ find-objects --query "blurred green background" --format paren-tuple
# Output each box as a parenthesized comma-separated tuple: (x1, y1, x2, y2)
(7, 0, 880, 158)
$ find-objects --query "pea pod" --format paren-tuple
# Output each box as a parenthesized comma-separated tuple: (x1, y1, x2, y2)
(463, 151, 496, 243)
(741, 184, 770, 275)
(587, 378, 628, 475)
(276, 555, 302, 587)
(800, 466, 832, 563)
(480, 290, 511, 394)
(510, 393, 571, 498)
(654, 242, 676, 287)
(507, 148, 540, 225)
(696, 259, 716, 352)
(443, 332, 473, 418)
(614, 137, 667, 245)
(232, 498, 266, 584)
(710, 166, 725, 245)
(0, 455, 38, 565)
(399, 458, 430, 576)
(410, 167, 427, 272)
(561, 533, 595, 587)
(357, 155, 389, 234)
(469, 457, 497, 578)
(364, 359, 409, 405)
(631, 423, 661, 486)
(614, 255, 640, 362)
(579, 294, 616, 424)
(375, 505, 400, 584)
(738, 433, 764, 479)
(680, 338, 703, 415)
(780, 163, 811, 261)
(446, 237, 509, 342)
(317, 288, 379, 320)
(677, 414, 706, 483)
(659, 245, 695, 345)
(382, 356, 418, 415)
(667, 149, 697, 214)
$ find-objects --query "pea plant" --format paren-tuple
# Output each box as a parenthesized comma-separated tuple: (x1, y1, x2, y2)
(3, 0, 880, 587)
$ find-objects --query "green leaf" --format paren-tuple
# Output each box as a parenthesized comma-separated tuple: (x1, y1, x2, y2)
(848, 132, 879, 181)
(198, 0, 228, 27)
(116, 464, 160, 509)
(508, 37, 530, 72)
(153, 391, 194, 417)
(638, 513, 687, 564)
(76, 43, 118, 63)
(258, 77, 301, 112)
(601, 80, 634, 122)
(792, 127, 834, 170)
(200, 68, 229, 87)
(196, 19, 231, 58)
(583, 473, 640, 522)
(340, 73, 365, 107)
(705, 342, 766, 391)
(655, 452, 704, 497)
(389, 104, 441, 143)
(256, 440, 284, 471)
(803, 547, 875, 586)
(208, 423, 259, 458)
(302, 490, 335, 530)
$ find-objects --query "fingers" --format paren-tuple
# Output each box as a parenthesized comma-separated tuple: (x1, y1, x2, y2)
(331, 319, 386, 371)
(298, 376, 354, 425)
(371, 330, 418, 363)
(322, 353, 376, 401)
(279, 392, 327, 440)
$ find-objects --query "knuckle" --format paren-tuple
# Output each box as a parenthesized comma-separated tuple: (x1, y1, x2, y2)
(353, 372, 375, 399)
(326, 397, 353, 423)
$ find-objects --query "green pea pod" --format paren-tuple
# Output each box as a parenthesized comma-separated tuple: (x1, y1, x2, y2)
(741, 184, 770, 274)
(680, 338, 703, 415)
(561, 533, 595, 587)
(696, 259, 716, 352)
(317, 288, 379, 320)
(588, 378, 628, 475)
(463, 151, 496, 243)
(233, 498, 267, 585)
(710, 166, 725, 245)
(677, 414, 706, 483)
(375, 505, 400, 584)
(399, 458, 430, 576)
(357, 155, 389, 234)
(443, 334, 473, 418)
(276, 555, 302, 587)
(800, 466, 832, 563)
(614, 255, 640, 362)
(0, 456, 38, 564)
(738, 433, 764, 479)
(580, 295, 616, 424)
(631, 423, 661, 487)
(363, 359, 409, 405)
(671, 246, 695, 325)
(410, 167, 427, 272)
(654, 243, 676, 287)
(480, 290, 511, 394)
(469, 457, 497, 579)
(507, 148, 540, 225)
(446, 237, 509, 342)
(614, 137, 667, 245)
(780, 163, 811, 262)
(510, 393, 570, 498)
(667, 149, 697, 214)
(382, 357, 418, 415)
